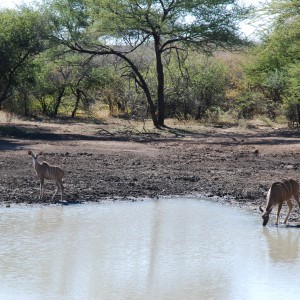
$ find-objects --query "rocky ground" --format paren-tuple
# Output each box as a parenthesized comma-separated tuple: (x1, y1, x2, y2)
(1, 115, 300, 222)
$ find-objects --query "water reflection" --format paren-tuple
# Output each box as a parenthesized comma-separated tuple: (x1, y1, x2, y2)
(263, 227, 300, 262)
(0, 199, 300, 300)
(144, 200, 231, 300)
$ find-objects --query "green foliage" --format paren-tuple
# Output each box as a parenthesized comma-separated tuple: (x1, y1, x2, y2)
(6, 1, 298, 127)
(31, 49, 116, 117)
(86, 0, 250, 47)
(286, 62, 300, 103)
(45, 0, 251, 127)
(235, 92, 257, 119)
(245, 0, 300, 124)
(281, 61, 300, 126)
(234, 91, 277, 120)
(163, 54, 229, 120)
(0, 7, 50, 109)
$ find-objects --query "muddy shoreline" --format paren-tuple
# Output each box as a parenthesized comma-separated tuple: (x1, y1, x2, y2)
(1, 119, 300, 220)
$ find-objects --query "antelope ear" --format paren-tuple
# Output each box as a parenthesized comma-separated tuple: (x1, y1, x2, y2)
(28, 150, 32, 155)
(259, 206, 264, 213)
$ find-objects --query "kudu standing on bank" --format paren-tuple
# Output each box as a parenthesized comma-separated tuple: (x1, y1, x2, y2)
(28, 150, 64, 201)
(259, 179, 300, 226)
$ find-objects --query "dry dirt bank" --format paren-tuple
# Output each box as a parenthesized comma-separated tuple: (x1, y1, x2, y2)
(1, 117, 300, 220)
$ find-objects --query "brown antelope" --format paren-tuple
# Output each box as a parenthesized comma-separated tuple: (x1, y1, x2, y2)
(259, 179, 300, 226)
(28, 150, 64, 201)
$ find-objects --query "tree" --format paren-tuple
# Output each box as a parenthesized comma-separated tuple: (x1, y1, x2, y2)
(46, 0, 250, 128)
(33, 49, 114, 117)
(245, 0, 300, 123)
(164, 53, 228, 120)
(0, 7, 50, 109)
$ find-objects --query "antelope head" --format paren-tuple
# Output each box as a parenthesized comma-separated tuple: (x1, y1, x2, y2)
(28, 150, 43, 159)
(259, 206, 271, 226)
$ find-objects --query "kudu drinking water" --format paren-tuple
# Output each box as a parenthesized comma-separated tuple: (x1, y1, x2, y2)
(28, 150, 64, 201)
(259, 179, 300, 226)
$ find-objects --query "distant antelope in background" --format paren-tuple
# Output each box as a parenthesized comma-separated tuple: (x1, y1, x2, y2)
(259, 179, 300, 226)
(28, 150, 64, 201)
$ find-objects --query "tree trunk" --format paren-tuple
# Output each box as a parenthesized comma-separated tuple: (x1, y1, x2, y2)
(40, 97, 47, 115)
(0, 77, 14, 106)
(119, 52, 159, 128)
(53, 86, 65, 117)
(71, 88, 81, 118)
(23, 93, 29, 116)
(154, 35, 165, 127)
(297, 104, 300, 127)
(67, 46, 160, 128)
(0, 52, 31, 107)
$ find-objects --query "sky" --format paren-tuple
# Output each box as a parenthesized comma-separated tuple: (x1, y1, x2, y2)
(0, 0, 265, 38)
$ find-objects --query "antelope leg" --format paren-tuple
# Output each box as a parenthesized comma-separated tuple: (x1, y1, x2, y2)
(60, 181, 64, 201)
(40, 179, 44, 200)
(276, 203, 283, 225)
(283, 200, 293, 224)
(51, 183, 59, 200)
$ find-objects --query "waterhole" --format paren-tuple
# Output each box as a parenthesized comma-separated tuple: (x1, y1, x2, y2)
(0, 198, 300, 300)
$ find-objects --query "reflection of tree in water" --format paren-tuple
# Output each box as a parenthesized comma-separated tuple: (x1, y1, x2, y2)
(263, 227, 300, 262)
(146, 201, 231, 299)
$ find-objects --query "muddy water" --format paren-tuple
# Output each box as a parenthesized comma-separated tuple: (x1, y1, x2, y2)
(1, 198, 300, 300)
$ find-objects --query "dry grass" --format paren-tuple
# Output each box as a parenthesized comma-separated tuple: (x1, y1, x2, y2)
(0, 110, 290, 139)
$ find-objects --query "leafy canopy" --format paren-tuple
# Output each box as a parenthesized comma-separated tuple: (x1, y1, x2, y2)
(48, 0, 250, 52)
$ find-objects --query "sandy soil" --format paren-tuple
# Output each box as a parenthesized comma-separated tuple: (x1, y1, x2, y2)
(1, 115, 300, 221)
